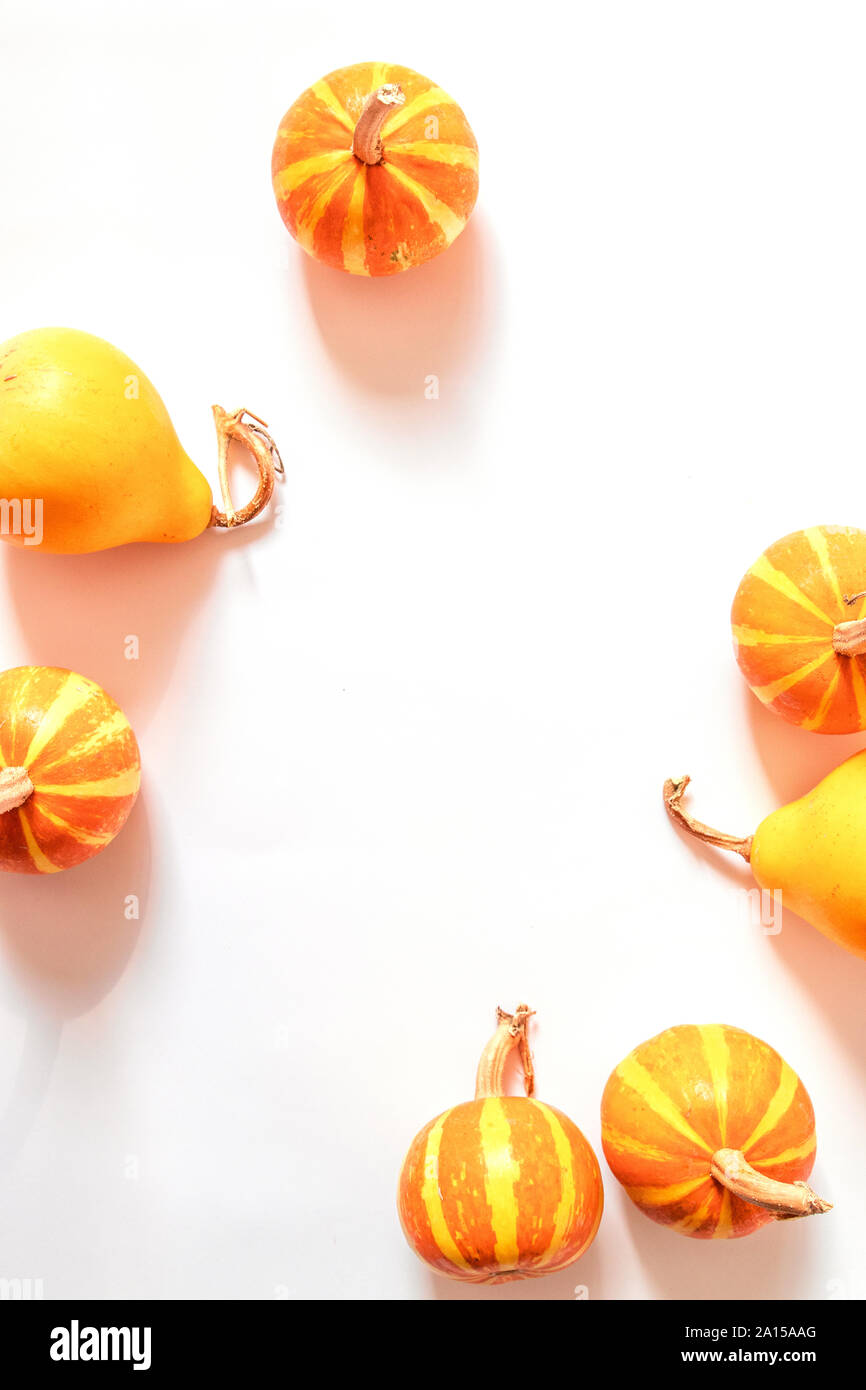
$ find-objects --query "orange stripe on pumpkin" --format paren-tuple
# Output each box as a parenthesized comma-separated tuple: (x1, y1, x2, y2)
(18, 805, 62, 874)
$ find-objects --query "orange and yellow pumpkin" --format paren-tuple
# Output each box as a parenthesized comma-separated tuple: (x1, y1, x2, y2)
(0, 666, 140, 874)
(601, 1024, 831, 1240)
(732, 524, 866, 733)
(272, 62, 478, 276)
(398, 1005, 603, 1283)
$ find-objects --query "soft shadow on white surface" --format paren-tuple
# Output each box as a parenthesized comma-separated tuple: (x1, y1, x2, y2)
(744, 684, 866, 808)
(429, 1257, 602, 1302)
(1, 516, 275, 722)
(0, 1008, 62, 1168)
(299, 214, 494, 399)
(419, 1162, 835, 1300)
(0, 795, 150, 1016)
(0, 797, 151, 1163)
(767, 885, 866, 1076)
(419, 1215, 608, 1302)
(616, 1190, 828, 1301)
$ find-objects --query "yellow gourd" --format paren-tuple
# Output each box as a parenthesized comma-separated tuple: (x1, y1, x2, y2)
(664, 755, 866, 959)
(0, 328, 282, 554)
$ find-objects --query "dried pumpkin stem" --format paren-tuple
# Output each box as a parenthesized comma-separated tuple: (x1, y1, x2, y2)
(474, 1004, 535, 1100)
(832, 618, 866, 657)
(711, 1148, 832, 1220)
(834, 591, 866, 655)
(209, 407, 284, 530)
(663, 776, 753, 861)
(352, 85, 405, 165)
(0, 766, 33, 815)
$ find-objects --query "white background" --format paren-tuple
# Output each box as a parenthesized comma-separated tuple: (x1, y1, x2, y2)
(1, 0, 865, 1301)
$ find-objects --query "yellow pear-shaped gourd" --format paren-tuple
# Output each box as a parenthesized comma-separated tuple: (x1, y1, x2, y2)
(750, 755, 866, 959)
(664, 756, 866, 960)
(0, 328, 281, 554)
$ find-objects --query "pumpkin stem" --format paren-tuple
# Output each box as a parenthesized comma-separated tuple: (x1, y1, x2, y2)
(209, 407, 285, 530)
(0, 766, 33, 815)
(474, 1004, 535, 1100)
(832, 618, 866, 657)
(352, 85, 405, 166)
(663, 776, 753, 861)
(711, 1149, 832, 1220)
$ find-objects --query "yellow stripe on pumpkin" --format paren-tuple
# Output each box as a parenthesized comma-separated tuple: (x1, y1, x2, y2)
(479, 1098, 520, 1269)
(624, 1175, 710, 1207)
(273, 149, 353, 199)
(751, 649, 835, 705)
(601, 1123, 679, 1165)
(713, 1189, 733, 1240)
(18, 808, 62, 874)
(748, 554, 835, 628)
(309, 80, 354, 132)
(668, 1188, 716, 1235)
(732, 626, 828, 647)
(341, 165, 369, 275)
(741, 1062, 800, 1154)
(420, 1111, 471, 1271)
(758, 1135, 816, 1168)
(35, 804, 117, 848)
(533, 1102, 576, 1267)
(804, 527, 846, 610)
(386, 140, 479, 171)
(385, 85, 455, 136)
(294, 164, 357, 253)
(802, 666, 841, 732)
(24, 673, 97, 766)
(615, 1054, 713, 1153)
(37, 709, 131, 775)
(368, 62, 389, 92)
(35, 768, 140, 799)
(699, 1025, 730, 1146)
(380, 163, 465, 243)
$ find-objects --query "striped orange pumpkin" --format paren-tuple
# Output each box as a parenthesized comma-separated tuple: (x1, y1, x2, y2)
(0, 666, 140, 874)
(601, 1024, 831, 1240)
(271, 62, 478, 276)
(732, 524, 866, 732)
(398, 1005, 603, 1283)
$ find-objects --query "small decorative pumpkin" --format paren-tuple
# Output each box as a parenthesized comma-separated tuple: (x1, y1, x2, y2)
(272, 62, 478, 276)
(0, 328, 283, 554)
(0, 666, 140, 873)
(398, 1005, 603, 1283)
(602, 1024, 831, 1239)
(731, 524, 866, 733)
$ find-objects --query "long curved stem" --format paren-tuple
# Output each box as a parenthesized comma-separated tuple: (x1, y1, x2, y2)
(209, 407, 284, 530)
(474, 1004, 535, 1099)
(352, 85, 405, 165)
(0, 766, 33, 815)
(663, 776, 753, 861)
(711, 1149, 832, 1220)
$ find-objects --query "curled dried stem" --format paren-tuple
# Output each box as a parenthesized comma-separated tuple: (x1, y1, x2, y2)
(663, 776, 752, 861)
(475, 1004, 535, 1100)
(210, 407, 284, 530)
(711, 1148, 832, 1220)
